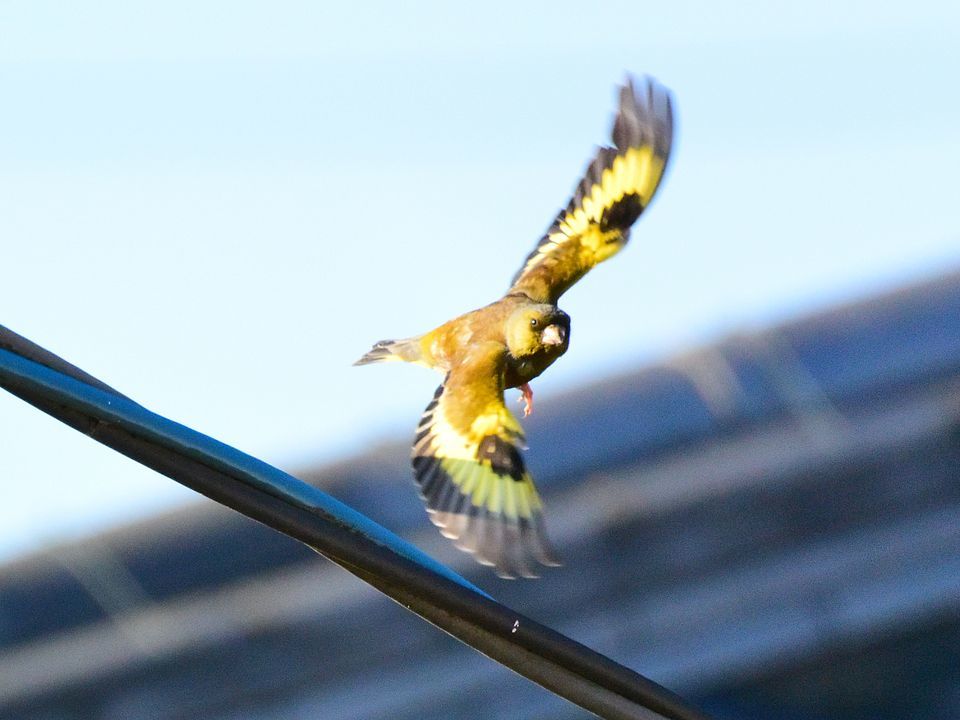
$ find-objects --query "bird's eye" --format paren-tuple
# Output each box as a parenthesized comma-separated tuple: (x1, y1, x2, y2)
(530, 318, 539, 328)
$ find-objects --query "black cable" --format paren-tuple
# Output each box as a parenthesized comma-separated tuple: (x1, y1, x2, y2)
(0, 324, 713, 720)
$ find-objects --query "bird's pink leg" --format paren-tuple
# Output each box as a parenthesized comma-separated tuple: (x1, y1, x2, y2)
(518, 383, 534, 417)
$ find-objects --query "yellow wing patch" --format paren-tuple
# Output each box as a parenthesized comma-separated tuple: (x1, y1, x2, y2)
(554, 145, 662, 240)
(510, 76, 674, 304)
(410, 343, 559, 578)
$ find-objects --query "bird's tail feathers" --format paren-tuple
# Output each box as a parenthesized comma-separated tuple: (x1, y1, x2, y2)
(354, 337, 423, 366)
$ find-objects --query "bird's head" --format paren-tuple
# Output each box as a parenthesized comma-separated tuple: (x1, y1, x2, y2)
(506, 305, 570, 359)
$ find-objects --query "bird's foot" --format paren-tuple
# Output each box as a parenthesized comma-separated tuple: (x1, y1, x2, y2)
(518, 383, 534, 417)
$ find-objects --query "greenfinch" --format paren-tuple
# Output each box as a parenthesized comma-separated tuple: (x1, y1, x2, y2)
(356, 76, 674, 577)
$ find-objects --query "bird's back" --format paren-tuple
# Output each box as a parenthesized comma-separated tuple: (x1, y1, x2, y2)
(418, 296, 525, 371)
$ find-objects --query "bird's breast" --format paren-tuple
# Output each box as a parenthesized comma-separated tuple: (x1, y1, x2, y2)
(504, 346, 566, 389)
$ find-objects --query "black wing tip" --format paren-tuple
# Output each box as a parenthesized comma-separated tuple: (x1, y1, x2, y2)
(613, 74, 674, 160)
(454, 506, 562, 580)
(410, 453, 561, 580)
(490, 514, 563, 580)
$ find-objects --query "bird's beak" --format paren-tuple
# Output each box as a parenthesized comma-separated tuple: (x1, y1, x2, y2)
(541, 324, 565, 346)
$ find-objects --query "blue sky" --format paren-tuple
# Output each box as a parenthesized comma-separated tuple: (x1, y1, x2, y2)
(2, 1, 959, 561)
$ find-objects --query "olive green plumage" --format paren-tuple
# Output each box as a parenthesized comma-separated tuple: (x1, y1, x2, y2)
(356, 75, 674, 578)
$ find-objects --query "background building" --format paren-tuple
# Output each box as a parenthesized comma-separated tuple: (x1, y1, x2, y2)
(1, 270, 959, 719)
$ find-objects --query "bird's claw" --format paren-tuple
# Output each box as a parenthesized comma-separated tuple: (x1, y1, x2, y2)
(518, 383, 534, 417)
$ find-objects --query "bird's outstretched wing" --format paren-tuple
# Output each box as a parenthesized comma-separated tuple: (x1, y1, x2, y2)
(411, 341, 559, 578)
(509, 76, 674, 304)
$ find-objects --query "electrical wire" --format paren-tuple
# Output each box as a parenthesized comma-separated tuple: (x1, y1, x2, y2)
(0, 324, 713, 720)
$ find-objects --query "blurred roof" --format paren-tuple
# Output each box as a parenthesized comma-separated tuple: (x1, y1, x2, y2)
(2, 269, 960, 719)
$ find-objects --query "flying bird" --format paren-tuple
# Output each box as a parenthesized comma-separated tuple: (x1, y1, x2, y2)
(356, 76, 674, 578)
